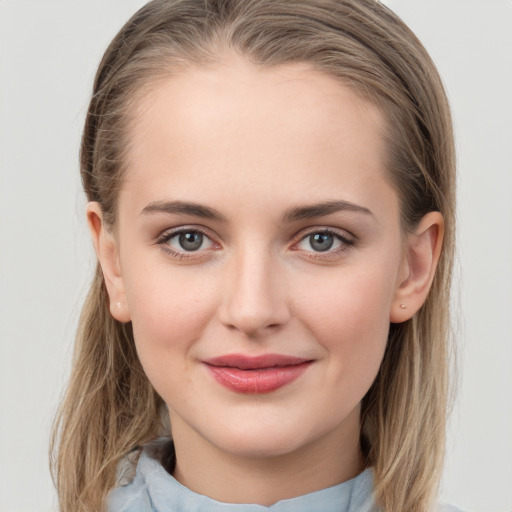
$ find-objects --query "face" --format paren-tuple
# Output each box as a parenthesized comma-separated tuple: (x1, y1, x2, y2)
(101, 57, 410, 461)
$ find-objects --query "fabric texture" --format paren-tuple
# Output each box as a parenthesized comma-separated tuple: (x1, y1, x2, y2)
(107, 438, 466, 512)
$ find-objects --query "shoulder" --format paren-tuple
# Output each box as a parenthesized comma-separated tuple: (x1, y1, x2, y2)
(349, 469, 468, 512)
(350, 471, 468, 512)
(107, 468, 152, 512)
(107, 438, 172, 512)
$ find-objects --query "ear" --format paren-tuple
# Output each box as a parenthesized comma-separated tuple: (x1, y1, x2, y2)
(86, 202, 131, 323)
(390, 211, 444, 323)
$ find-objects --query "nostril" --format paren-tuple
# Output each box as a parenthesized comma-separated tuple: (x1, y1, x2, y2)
(220, 312, 288, 338)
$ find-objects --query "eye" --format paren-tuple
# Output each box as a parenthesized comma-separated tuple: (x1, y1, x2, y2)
(295, 229, 354, 254)
(305, 232, 335, 252)
(158, 228, 216, 255)
(174, 231, 207, 251)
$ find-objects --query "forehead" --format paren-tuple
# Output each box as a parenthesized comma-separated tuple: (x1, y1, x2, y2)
(121, 56, 397, 220)
(129, 56, 385, 152)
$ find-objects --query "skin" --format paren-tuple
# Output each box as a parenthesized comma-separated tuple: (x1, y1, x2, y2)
(88, 55, 443, 505)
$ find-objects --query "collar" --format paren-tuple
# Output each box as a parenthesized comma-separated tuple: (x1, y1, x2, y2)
(110, 438, 376, 512)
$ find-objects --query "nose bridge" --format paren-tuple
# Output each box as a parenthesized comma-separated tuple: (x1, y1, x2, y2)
(219, 238, 289, 336)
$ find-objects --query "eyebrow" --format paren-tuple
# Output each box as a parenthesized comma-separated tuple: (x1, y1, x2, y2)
(140, 199, 373, 223)
(282, 200, 373, 222)
(140, 200, 227, 222)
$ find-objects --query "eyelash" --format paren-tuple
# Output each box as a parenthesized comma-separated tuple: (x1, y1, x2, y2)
(156, 227, 355, 261)
(292, 228, 355, 260)
(156, 227, 217, 260)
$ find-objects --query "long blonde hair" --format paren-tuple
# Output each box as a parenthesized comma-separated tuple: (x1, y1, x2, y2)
(50, 1, 456, 511)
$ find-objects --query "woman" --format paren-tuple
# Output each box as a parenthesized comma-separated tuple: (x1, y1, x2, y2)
(51, 1, 461, 510)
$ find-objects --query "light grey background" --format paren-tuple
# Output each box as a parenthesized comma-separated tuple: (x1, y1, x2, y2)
(0, 1, 511, 511)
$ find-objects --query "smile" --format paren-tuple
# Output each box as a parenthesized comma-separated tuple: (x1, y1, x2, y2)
(203, 354, 313, 394)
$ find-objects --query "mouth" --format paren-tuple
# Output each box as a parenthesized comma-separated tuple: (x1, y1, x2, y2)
(203, 354, 314, 394)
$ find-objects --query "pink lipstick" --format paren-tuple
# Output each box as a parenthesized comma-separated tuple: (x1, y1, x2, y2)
(203, 354, 312, 394)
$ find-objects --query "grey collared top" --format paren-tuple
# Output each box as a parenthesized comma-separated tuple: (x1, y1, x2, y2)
(107, 439, 465, 512)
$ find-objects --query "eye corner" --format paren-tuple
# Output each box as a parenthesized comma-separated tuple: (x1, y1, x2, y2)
(290, 227, 357, 260)
(155, 225, 222, 261)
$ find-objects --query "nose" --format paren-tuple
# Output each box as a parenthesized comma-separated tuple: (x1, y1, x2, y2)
(218, 245, 291, 337)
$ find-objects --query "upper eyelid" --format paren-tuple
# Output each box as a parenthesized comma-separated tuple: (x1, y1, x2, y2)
(157, 225, 217, 241)
(293, 226, 355, 243)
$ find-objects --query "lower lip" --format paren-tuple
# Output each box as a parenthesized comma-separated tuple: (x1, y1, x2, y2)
(205, 362, 312, 394)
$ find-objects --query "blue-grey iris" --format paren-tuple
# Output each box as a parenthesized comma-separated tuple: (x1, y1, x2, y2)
(179, 232, 203, 251)
(310, 233, 334, 252)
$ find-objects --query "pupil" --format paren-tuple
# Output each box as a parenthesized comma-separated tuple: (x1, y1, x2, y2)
(310, 233, 333, 252)
(179, 232, 203, 251)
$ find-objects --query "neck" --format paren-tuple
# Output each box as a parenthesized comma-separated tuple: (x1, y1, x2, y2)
(170, 408, 364, 506)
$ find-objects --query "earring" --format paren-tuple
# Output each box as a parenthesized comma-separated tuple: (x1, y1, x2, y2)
(116, 302, 123, 309)
(400, 304, 407, 309)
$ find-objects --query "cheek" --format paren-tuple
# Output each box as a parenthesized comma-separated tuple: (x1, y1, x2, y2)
(293, 262, 397, 382)
(124, 265, 218, 380)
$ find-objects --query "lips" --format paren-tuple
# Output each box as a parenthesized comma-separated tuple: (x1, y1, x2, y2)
(203, 354, 313, 394)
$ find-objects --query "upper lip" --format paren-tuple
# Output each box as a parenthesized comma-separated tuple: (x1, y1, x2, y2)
(203, 354, 312, 370)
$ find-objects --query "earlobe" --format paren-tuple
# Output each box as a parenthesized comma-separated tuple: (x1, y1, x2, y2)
(86, 202, 131, 323)
(390, 211, 444, 323)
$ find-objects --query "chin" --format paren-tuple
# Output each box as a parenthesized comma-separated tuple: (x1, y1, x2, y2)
(216, 432, 305, 459)
(202, 415, 322, 460)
